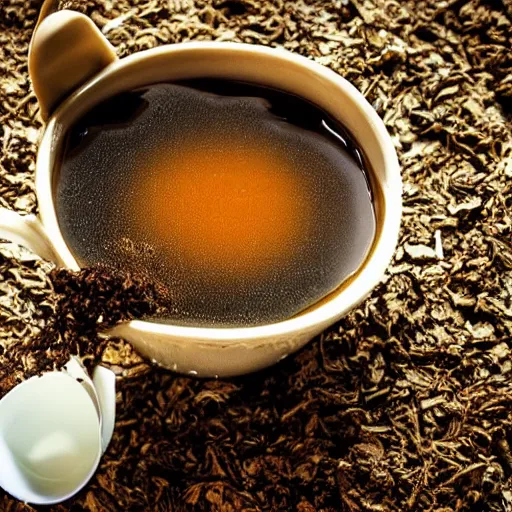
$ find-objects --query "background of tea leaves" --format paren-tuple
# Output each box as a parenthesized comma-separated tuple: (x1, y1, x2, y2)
(1, 0, 511, 510)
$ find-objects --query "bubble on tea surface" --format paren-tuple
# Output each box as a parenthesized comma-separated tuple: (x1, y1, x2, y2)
(56, 81, 376, 327)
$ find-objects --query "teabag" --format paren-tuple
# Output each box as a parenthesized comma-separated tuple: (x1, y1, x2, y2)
(56, 80, 376, 327)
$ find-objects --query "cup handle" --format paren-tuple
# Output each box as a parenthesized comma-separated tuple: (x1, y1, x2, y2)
(0, 208, 61, 264)
(28, 10, 118, 121)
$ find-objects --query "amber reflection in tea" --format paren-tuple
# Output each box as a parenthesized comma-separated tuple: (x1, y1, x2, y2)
(56, 80, 376, 327)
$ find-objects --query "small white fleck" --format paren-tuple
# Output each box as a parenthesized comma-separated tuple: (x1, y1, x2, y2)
(102, 11, 136, 34)
(434, 230, 444, 260)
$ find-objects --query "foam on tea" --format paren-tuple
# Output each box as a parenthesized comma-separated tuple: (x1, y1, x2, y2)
(56, 80, 376, 327)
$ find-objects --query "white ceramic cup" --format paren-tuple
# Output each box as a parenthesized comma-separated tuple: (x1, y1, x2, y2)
(0, 11, 402, 377)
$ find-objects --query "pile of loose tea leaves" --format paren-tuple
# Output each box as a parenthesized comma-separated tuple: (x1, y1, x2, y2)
(0, 265, 164, 397)
(1, 0, 512, 511)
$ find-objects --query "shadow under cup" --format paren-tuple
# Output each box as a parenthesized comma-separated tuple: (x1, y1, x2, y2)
(46, 46, 390, 330)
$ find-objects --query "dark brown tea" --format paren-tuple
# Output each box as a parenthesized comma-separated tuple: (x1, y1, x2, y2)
(56, 80, 376, 327)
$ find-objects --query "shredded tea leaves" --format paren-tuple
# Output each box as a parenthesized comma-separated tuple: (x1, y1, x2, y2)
(0, 266, 163, 397)
(1, 0, 512, 511)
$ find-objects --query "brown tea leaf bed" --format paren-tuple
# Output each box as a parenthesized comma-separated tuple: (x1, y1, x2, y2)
(1, 0, 511, 510)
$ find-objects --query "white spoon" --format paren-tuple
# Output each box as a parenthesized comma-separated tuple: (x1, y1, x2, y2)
(0, 357, 115, 505)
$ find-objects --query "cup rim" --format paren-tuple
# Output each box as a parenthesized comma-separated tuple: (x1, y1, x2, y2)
(37, 41, 402, 343)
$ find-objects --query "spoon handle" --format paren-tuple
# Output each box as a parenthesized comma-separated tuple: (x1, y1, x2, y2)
(28, 10, 117, 120)
(34, 0, 60, 32)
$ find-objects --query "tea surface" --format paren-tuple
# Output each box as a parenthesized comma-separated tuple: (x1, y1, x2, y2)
(56, 80, 376, 326)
